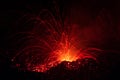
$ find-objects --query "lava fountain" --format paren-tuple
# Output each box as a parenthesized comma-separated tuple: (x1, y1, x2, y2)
(10, 6, 102, 73)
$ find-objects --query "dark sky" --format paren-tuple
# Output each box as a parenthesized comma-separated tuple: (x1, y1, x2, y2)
(0, 0, 120, 45)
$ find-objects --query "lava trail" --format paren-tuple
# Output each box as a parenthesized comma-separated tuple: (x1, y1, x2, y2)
(9, 4, 103, 73)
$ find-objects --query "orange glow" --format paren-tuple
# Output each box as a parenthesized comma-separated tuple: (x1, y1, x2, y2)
(60, 50, 74, 62)
(54, 32, 80, 62)
(59, 49, 78, 62)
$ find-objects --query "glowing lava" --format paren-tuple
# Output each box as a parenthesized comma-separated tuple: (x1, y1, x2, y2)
(10, 5, 102, 73)
(59, 49, 76, 62)
(55, 33, 80, 62)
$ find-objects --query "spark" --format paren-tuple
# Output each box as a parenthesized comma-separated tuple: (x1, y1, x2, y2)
(10, 5, 102, 73)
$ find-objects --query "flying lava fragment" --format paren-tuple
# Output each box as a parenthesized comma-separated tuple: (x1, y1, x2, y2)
(9, 4, 103, 73)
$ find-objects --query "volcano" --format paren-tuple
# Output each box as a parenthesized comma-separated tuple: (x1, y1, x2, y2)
(1, 0, 120, 80)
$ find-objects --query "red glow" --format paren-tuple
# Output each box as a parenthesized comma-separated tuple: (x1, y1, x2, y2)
(59, 49, 77, 62)
(11, 6, 103, 73)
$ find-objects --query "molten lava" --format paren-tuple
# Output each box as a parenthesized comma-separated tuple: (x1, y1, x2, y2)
(10, 6, 102, 73)
(59, 49, 77, 62)
(55, 33, 80, 62)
